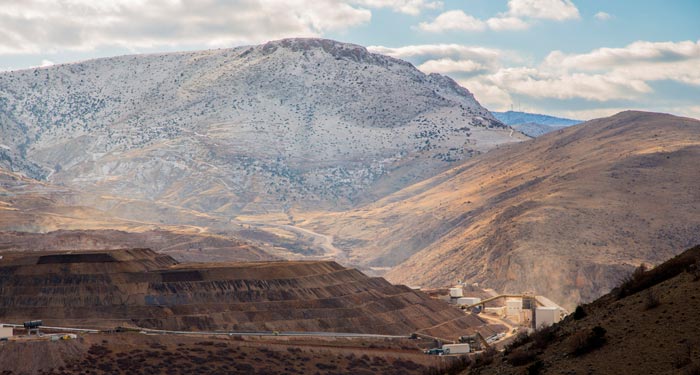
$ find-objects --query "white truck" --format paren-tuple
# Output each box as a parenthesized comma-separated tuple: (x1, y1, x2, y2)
(442, 343, 471, 354)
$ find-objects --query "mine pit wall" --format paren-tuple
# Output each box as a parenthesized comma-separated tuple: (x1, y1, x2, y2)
(0, 249, 494, 339)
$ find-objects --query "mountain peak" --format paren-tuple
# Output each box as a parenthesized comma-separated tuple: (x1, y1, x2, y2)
(259, 37, 403, 66)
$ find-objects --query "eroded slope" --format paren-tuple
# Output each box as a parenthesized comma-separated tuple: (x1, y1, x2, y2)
(0, 249, 496, 340)
(301, 111, 700, 309)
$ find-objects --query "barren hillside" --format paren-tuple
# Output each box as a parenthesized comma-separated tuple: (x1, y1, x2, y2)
(0, 248, 499, 339)
(470, 245, 700, 374)
(301, 111, 700, 309)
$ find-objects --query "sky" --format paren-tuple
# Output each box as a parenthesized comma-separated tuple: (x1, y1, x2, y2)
(0, 0, 698, 120)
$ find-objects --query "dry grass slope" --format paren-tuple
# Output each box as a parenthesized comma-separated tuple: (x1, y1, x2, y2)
(469, 244, 700, 375)
(302, 111, 700, 309)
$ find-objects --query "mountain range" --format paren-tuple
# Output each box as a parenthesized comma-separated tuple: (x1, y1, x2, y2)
(493, 111, 581, 137)
(1, 38, 699, 313)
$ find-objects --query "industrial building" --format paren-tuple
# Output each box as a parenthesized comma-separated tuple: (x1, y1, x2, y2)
(449, 287, 463, 298)
(0, 326, 12, 339)
(506, 298, 522, 320)
(535, 307, 562, 328)
(457, 297, 480, 305)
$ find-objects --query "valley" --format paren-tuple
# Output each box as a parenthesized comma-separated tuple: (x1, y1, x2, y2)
(0, 33, 698, 375)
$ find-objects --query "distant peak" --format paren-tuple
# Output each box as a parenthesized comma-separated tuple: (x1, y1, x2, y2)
(260, 37, 403, 66)
(263, 38, 365, 52)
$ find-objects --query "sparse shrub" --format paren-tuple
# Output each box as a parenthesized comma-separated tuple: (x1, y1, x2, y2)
(505, 331, 532, 353)
(644, 289, 661, 310)
(392, 359, 421, 370)
(617, 246, 700, 299)
(471, 347, 497, 368)
(568, 326, 607, 356)
(315, 363, 338, 370)
(526, 359, 545, 375)
(689, 260, 700, 281)
(573, 305, 587, 320)
(507, 348, 538, 366)
(532, 324, 558, 350)
(684, 362, 700, 375)
(674, 343, 694, 369)
(442, 355, 471, 375)
(617, 263, 647, 298)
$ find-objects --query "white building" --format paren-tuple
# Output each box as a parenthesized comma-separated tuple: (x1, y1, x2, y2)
(535, 307, 562, 328)
(506, 298, 523, 317)
(457, 297, 481, 305)
(449, 287, 463, 298)
(0, 326, 13, 339)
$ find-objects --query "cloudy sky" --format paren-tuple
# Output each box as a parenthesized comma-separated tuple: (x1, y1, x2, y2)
(1, 0, 698, 120)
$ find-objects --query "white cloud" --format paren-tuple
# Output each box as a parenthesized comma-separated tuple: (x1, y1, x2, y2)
(594, 11, 611, 21)
(506, 0, 580, 21)
(542, 40, 700, 86)
(544, 40, 700, 71)
(458, 77, 514, 109)
(486, 16, 530, 31)
(351, 0, 442, 15)
(368, 43, 504, 61)
(486, 67, 652, 101)
(418, 58, 485, 74)
(417, 10, 486, 32)
(379, 39, 700, 118)
(417, 0, 579, 33)
(39, 59, 54, 67)
(0, 0, 373, 55)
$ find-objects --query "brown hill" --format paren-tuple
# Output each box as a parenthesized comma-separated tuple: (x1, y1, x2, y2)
(301, 111, 700, 309)
(469, 245, 700, 374)
(0, 249, 498, 340)
(0, 229, 275, 263)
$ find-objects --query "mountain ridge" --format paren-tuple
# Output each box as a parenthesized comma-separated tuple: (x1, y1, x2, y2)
(0, 38, 524, 219)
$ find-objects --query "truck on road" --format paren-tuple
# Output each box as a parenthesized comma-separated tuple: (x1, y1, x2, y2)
(424, 348, 446, 355)
(442, 343, 471, 354)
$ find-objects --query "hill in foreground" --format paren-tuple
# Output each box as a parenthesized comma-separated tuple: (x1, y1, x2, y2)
(300, 111, 700, 309)
(469, 245, 700, 374)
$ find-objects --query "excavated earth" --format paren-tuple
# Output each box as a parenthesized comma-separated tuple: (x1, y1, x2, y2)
(0, 249, 498, 340)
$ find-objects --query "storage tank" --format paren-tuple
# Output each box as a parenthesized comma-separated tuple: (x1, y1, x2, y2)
(449, 287, 463, 298)
(442, 343, 471, 354)
(535, 307, 561, 328)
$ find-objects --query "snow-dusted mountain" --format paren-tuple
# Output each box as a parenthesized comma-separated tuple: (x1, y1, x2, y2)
(493, 111, 581, 137)
(0, 38, 523, 217)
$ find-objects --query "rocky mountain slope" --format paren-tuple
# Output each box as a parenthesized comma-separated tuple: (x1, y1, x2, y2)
(0, 248, 499, 339)
(471, 245, 700, 374)
(0, 38, 522, 218)
(300, 111, 700, 309)
(493, 111, 581, 137)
